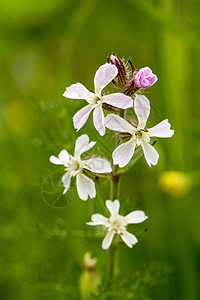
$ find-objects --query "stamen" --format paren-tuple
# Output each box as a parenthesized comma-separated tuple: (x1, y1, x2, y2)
(141, 128, 148, 132)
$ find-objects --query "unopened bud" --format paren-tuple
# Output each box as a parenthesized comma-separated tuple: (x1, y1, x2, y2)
(108, 53, 129, 91)
(108, 53, 138, 96)
(134, 67, 158, 88)
(79, 252, 101, 299)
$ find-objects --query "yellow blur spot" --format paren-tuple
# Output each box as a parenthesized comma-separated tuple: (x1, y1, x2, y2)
(159, 171, 191, 197)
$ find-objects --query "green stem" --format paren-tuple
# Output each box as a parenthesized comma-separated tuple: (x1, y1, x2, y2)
(107, 130, 123, 283)
(110, 123, 123, 201)
(107, 171, 120, 283)
(107, 244, 118, 282)
(110, 170, 121, 200)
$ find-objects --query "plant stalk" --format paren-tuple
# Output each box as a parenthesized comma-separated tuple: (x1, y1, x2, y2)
(107, 243, 118, 283)
(107, 130, 123, 283)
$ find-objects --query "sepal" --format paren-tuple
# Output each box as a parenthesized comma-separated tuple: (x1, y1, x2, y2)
(83, 168, 111, 183)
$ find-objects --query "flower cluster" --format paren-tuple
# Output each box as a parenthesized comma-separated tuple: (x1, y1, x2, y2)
(108, 53, 157, 95)
(49, 53, 174, 250)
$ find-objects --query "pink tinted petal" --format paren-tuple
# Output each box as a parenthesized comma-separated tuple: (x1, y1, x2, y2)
(141, 141, 159, 167)
(140, 79, 151, 88)
(105, 114, 133, 133)
(148, 119, 174, 138)
(74, 134, 95, 157)
(102, 93, 133, 109)
(140, 75, 157, 88)
(148, 75, 157, 86)
(134, 67, 158, 88)
(73, 105, 93, 131)
(102, 231, 115, 249)
(94, 63, 118, 96)
(134, 68, 147, 87)
(134, 95, 150, 128)
(93, 106, 105, 136)
(112, 138, 136, 168)
(141, 67, 152, 76)
(63, 82, 90, 99)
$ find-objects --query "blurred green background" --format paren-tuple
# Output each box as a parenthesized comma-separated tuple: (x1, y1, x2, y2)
(1, 0, 200, 299)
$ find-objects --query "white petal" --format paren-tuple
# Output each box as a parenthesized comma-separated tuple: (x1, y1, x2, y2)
(124, 211, 148, 224)
(58, 150, 70, 163)
(62, 173, 71, 194)
(73, 105, 93, 131)
(94, 63, 118, 96)
(112, 138, 136, 168)
(87, 214, 108, 225)
(121, 231, 138, 248)
(102, 231, 115, 249)
(63, 82, 90, 99)
(76, 173, 96, 201)
(74, 134, 96, 157)
(134, 95, 150, 128)
(141, 141, 159, 167)
(93, 106, 105, 136)
(50, 155, 63, 165)
(102, 93, 133, 109)
(84, 158, 112, 173)
(105, 114, 133, 133)
(148, 119, 174, 138)
(106, 200, 120, 215)
(50, 150, 69, 165)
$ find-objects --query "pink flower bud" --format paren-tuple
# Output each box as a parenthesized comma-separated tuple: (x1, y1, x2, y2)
(134, 67, 158, 88)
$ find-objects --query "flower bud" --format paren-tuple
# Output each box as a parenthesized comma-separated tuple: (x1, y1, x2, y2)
(134, 67, 158, 88)
(108, 53, 128, 89)
(109, 54, 123, 68)
(79, 252, 101, 299)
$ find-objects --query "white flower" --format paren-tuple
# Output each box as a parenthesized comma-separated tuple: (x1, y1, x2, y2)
(87, 200, 148, 249)
(63, 63, 133, 136)
(105, 95, 174, 167)
(49, 134, 112, 201)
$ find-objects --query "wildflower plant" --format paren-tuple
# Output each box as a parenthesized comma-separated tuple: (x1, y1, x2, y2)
(49, 53, 174, 296)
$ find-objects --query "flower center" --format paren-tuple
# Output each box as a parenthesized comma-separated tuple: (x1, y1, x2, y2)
(92, 95, 101, 105)
(108, 215, 126, 234)
(133, 128, 149, 143)
(66, 156, 83, 176)
(135, 128, 148, 137)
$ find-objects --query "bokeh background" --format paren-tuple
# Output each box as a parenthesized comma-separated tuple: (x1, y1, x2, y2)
(1, 0, 200, 299)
